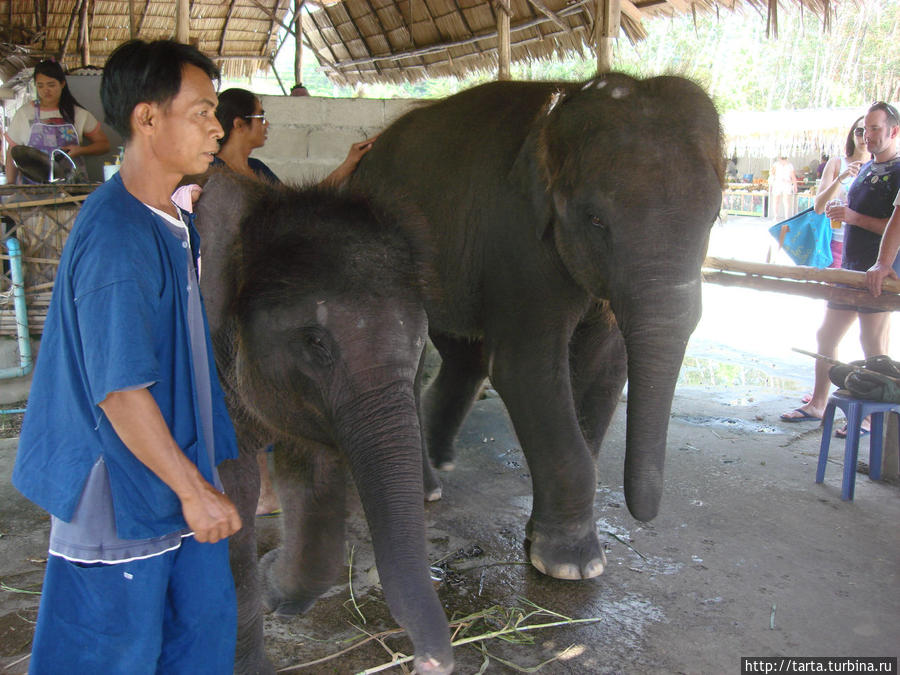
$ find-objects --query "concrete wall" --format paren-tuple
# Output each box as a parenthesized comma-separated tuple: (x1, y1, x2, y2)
(253, 95, 424, 184)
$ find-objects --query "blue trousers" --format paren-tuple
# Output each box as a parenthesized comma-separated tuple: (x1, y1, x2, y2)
(29, 536, 236, 674)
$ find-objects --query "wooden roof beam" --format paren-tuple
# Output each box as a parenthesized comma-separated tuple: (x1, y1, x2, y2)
(219, 0, 237, 55)
(524, 0, 570, 33)
(261, 0, 281, 55)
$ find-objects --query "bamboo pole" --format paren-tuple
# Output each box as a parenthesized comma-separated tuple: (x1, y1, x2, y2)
(703, 256, 900, 294)
(294, 0, 304, 86)
(594, 0, 619, 73)
(176, 0, 190, 44)
(701, 271, 900, 312)
(497, 0, 511, 81)
(0, 195, 89, 210)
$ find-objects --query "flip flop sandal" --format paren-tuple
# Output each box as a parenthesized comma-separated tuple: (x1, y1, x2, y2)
(780, 408, 822, 422)
(835, 425, 869, 439)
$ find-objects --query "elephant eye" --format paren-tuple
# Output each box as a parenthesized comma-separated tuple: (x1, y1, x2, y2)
(590, 214, 604, 228)
(300, 328, 334, 368)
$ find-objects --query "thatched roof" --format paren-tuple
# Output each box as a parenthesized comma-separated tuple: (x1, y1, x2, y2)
(302, 0, 836, 86)
(0, 0, 836, 89)
(0, 0, 293, 81)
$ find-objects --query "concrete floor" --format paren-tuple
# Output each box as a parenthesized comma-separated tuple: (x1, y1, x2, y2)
(1, 216, 899, 672)
(2, 381, 899, 673)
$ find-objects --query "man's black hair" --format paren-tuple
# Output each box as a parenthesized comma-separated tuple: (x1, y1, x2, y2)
(101, 40, 220, 141)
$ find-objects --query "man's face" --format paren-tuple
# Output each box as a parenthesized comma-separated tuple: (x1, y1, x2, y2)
(863, 109, 899, 158)
(151, 64, 223, 176)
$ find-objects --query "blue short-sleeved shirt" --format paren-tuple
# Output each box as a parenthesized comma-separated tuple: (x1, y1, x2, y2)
(12, 173, 239, 541)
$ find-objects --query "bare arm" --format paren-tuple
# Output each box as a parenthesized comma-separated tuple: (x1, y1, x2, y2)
(62, 122, 111, 159)
(322, 135, 378, 187)
(826, 204, 889, 236)
(4, 146, 17, 184)
(99, 388, 241, 543)
(866, 204, 900, 297)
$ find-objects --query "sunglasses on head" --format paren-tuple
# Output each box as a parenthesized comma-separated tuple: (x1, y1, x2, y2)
(870, 101, 899, 125)
(854, 127, 865, 136)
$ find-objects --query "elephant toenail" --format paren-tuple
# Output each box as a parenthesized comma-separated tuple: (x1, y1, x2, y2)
(584, 559, 605, 578)
(554, 564, 582, 580)
(530, 554, 548, 575)
(611, 86, 630, 99)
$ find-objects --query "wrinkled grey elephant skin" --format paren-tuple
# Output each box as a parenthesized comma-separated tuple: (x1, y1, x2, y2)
(352, 72, 725, 581)
(195, 172, 452, 675)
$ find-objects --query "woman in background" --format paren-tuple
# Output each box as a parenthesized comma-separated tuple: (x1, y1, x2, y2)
(5, 60, 110, 183)
(813, 116, 869, 269)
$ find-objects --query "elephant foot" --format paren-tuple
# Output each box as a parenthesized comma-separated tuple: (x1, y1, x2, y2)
(259, 548, 321, 616)
(414, 654, 455, 675)
(525, 520, 606, 580)
(427, 442, 456, 472)
(423, 460, 443, 502)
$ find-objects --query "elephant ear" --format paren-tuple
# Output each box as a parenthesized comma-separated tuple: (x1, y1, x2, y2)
(510, 91, 569, 242)
(195, 169, 259, 331)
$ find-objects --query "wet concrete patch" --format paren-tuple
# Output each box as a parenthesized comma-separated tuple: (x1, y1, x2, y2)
(673, 413, 780, 434)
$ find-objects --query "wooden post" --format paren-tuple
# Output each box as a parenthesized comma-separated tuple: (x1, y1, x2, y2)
(129, 0, 136, 38)
(80, 0, 90, 66)
(497, 0, 511, 81)
(176, 0, 190, 44)
(294, 0, 304, 86)
(594, 0, 620, 73)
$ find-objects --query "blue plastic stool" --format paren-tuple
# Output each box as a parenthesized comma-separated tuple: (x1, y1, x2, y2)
(817, 390, 900, 500)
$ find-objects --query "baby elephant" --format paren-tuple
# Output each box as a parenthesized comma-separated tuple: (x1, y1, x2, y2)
(194, 172, 453, 674)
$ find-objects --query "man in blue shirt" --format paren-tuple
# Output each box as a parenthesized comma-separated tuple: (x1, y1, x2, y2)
(13, 40, 242, 673)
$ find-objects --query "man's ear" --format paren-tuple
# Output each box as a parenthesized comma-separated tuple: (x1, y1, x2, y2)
(131, 102, 156, 137)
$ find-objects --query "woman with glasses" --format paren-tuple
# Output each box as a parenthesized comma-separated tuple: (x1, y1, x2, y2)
(213, 88, 280, 184)
(813, 116, 868, 269)
(212, 87, 376, 187)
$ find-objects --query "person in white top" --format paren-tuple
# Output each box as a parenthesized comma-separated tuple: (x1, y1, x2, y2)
(769, 156, 798, 221)
(4, 60, 110, 183)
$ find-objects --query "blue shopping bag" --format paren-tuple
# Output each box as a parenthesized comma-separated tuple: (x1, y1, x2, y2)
(768, 207, 833, 268)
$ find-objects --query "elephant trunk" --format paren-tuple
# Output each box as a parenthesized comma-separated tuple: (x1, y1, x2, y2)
(614, 278, 701, 522)
(336, 379, 453, 674)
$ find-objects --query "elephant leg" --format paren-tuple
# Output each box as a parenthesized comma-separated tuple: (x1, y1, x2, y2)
(423, 332, 488, 470)
(219, 449, 275, 675)
(259, 440, 346, 616)
(489, 332, 605, 580)
(569, 302, 627, 457)
(416, 345, 443, 501)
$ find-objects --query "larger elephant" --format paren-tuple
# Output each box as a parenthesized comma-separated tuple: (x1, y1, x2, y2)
(352, 72, 724, 580)
(194, 173, 453, 674)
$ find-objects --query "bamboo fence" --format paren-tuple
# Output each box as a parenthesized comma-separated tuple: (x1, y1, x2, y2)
(0, 185, 91, 336)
